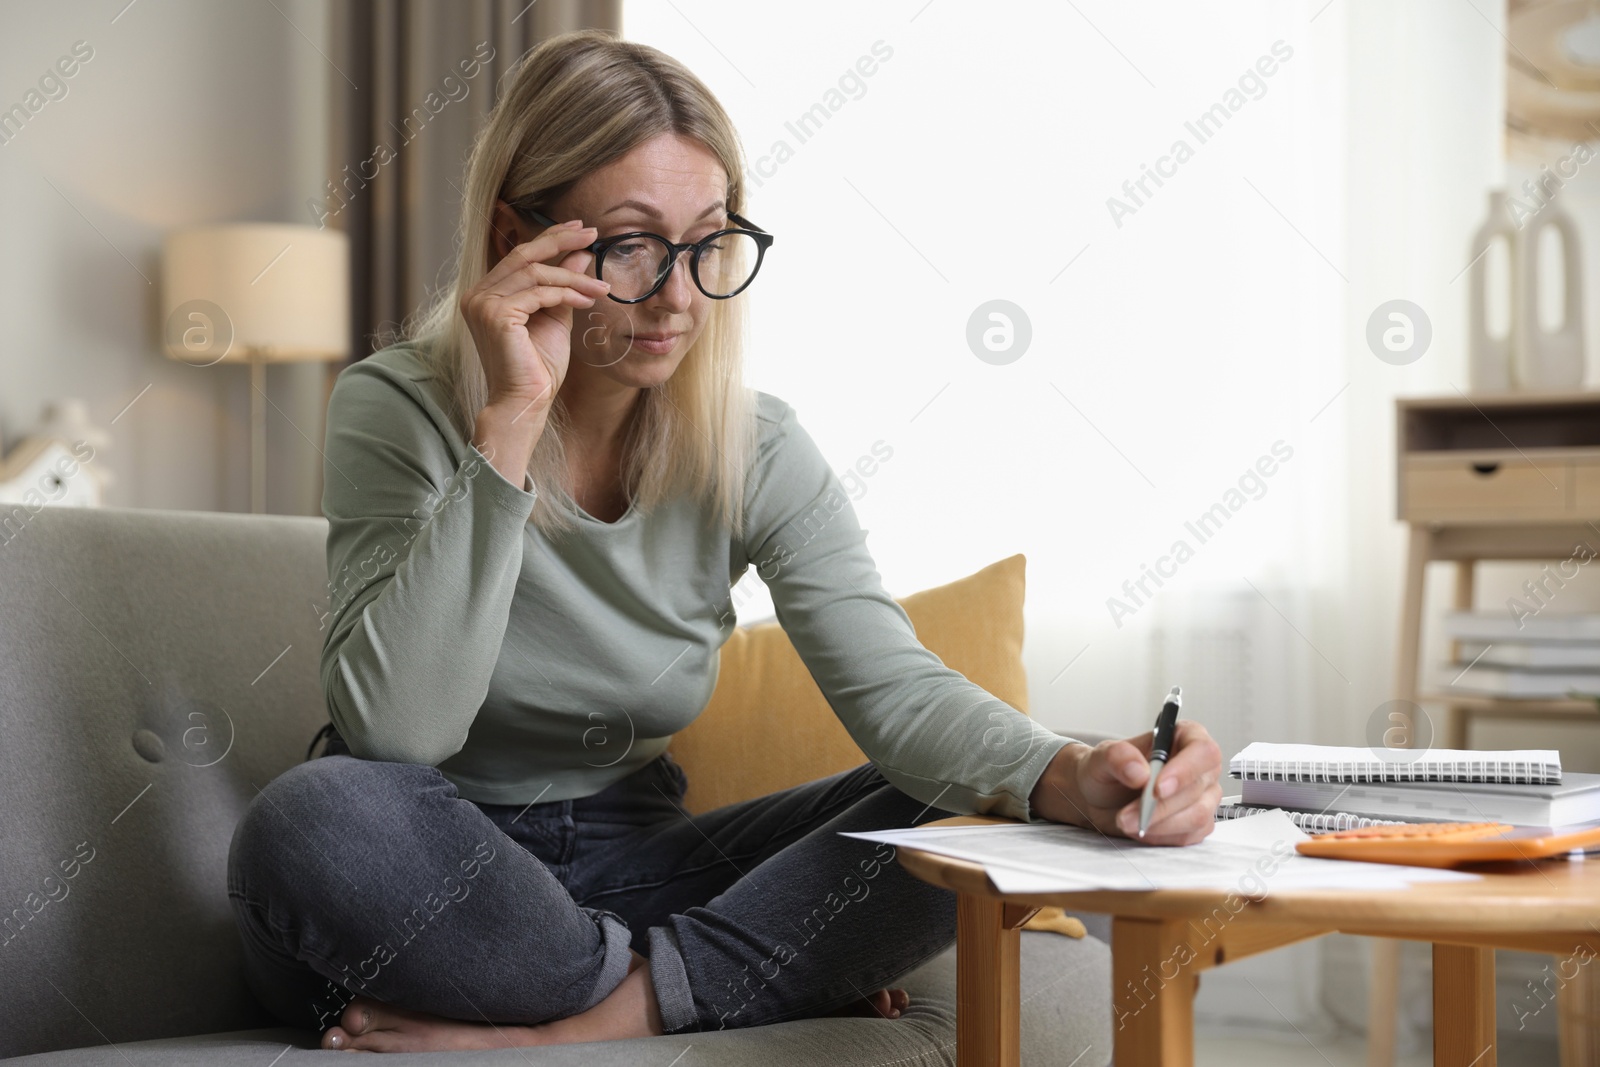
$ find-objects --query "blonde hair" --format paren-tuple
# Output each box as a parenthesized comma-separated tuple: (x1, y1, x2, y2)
(398, 29, 756, 538)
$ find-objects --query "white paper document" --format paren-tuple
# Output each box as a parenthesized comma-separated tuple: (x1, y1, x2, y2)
(841, 810, 1480, 894)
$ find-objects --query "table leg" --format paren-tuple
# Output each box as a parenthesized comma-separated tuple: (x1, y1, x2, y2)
(956, 892, 1021, 1067)
(1112, 916, 1197, 1067)
(1394, 524, 1431, 707)
(1367, 939, 1401, 1067)
(1434, 943, 1495, 1067)
(1445, 560, 1476, 750)
(1558, 949, 1600, 1067)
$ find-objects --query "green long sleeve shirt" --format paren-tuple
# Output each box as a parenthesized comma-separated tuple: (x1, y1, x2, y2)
(317, 342, 1076, 821)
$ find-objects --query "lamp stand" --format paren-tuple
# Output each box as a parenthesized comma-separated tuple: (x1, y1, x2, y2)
(250, 351, 265, 514)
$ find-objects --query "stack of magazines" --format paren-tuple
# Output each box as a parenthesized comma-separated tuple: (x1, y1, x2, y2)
(1216, 742, 1600, 834)
(1441, 610, 1600, 699)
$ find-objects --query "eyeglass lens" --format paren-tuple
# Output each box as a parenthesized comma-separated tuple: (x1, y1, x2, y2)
(602, 232, 761, 300)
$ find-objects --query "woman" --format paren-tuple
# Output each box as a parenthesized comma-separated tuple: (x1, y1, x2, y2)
(227, 29, 1222, 1053)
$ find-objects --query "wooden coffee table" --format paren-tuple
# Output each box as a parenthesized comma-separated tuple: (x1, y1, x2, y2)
(897, 817, 1600, 1067)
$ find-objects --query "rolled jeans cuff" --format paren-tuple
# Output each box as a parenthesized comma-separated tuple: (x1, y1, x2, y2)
(647, 925, 698, 1033)
(575, 909, 636, 1015)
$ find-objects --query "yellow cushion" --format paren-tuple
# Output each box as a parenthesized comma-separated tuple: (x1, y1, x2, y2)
(666, 553, 1084, 941)
(669, 554, 1031, 814)
(1025, 908, 1087, 938)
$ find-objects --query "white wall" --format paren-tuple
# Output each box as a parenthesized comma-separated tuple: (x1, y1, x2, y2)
(0, 0, 331, 515)
(621, 1, 1347, 744)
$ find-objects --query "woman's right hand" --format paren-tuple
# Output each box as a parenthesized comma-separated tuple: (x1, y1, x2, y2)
(459, 218, 612, 420)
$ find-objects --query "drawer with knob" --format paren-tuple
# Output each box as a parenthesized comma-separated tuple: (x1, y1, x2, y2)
(1397, 394, 1600, 524)
(1400, 455, 1573, 523)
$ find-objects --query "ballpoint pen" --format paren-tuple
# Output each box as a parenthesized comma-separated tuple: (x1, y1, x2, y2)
(1138, 686, 1182, 839)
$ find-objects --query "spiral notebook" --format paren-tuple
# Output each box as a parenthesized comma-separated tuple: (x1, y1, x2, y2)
(1216, 802, 1407, 834)
(1228, 743, 1563, 785)
(1239, 773, 1600, 827)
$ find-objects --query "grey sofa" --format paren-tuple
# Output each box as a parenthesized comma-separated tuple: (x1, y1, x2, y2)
(0, 505, 1113, 1065)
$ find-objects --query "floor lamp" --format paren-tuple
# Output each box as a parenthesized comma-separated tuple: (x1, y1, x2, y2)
(161, 223, 350, 513)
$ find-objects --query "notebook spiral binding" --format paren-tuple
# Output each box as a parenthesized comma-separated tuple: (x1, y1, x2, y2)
(1227, 754, 1562, 785)
(1215, 803, 1408, 834)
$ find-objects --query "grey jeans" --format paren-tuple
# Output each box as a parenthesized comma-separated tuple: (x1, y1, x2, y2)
(225, 744, 958, 1035)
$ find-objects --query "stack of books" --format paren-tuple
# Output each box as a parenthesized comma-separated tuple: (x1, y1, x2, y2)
(1441, 610, 1600, 699)
(1216, 742, 1600, 834)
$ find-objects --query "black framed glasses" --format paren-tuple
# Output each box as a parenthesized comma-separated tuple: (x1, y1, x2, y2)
(515, 205, 774, 303)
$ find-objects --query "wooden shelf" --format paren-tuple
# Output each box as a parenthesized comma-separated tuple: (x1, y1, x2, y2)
(1407, 446, 1600, 465)
(1398, 389, 1600, 410)
(1416, 691, 1600, 718)
(1398, 392, 1600, 452)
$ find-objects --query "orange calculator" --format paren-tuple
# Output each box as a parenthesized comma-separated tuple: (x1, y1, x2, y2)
(1295, 821, 1600, 868)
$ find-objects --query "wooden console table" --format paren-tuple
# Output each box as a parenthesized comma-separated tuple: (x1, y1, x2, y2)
(1370, 391, 1600, 1066)
(1394, 391, 1600, 747)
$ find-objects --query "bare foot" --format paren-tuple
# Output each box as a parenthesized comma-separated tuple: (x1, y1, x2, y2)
(322, 958, 664, 1052)
(830, 987, 910, 1020)
(318, 970, 908, 1050)
(321, 995, 538, 1052)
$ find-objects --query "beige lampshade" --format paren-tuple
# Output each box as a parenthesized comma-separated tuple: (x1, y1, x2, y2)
(161, 223, 349, 366)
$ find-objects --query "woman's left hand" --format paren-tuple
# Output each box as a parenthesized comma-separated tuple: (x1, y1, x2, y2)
(1028, 722, 1224, 846)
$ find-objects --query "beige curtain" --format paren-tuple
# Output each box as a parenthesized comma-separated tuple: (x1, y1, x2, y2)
(326, 0, 622, 362)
